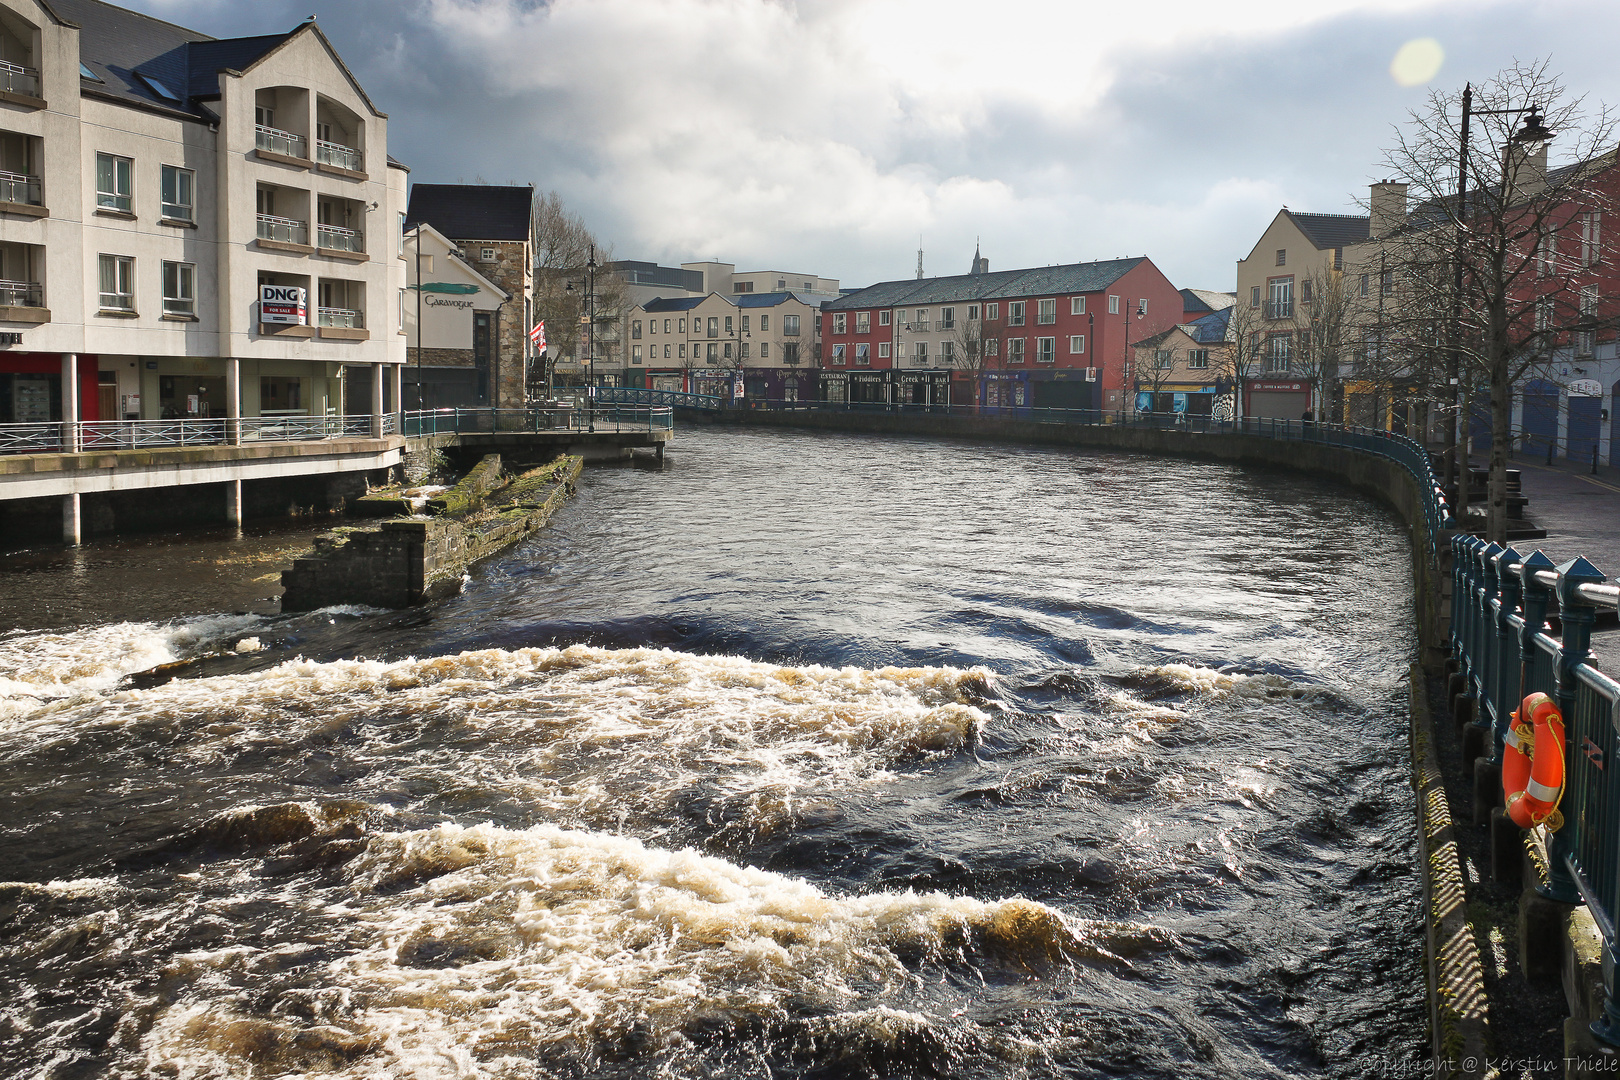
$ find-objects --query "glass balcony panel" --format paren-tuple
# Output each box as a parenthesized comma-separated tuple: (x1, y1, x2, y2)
(0, 61, 39, 97)
(257, 214, 309, 245)
(0, 279, 43, 306)
(255, 125, 308, 159)
(317, 306, 364, 328)
(316, 223, 364, 253)
(315, 140, 362, 171)
(0, 170, 40, 205)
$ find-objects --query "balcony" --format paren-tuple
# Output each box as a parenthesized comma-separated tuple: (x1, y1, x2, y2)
(318, 306, 363, 328)
(315, 139, 363, 172)
(0, 61, 39, 98)
(0, 169, 41, 207)
(258, 213, 309, 246)
(1264, 300, 1293, 320)
(316, 223, 365, 254)
(255, 125, 308, 161)
(0, 279, 42, 306)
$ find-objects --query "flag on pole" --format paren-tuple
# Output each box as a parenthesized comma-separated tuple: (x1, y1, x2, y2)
(529, 320, 546, 350)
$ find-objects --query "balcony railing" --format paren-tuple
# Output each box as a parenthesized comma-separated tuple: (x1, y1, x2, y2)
(257, 214, 308, 245)
(0, 60, 39, 97)
(0, 279, 43, 307)
(255, 125, 307, 159)
(1264, 300, 1294, 320)
(315, 139, 362, 171)
(316, 223, 365, 253)
(0, 169, 40, 205)
(318, 306, 364, 328)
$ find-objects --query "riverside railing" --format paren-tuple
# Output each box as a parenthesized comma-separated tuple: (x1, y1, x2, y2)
(0, 415, 395, 452)
(402, 405, 673, 436)
(1451, 534, 1620, 1044)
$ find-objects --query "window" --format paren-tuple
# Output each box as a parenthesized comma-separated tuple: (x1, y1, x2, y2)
(985, 303, 999, 320)
(664, 319, 671, 333)
(707, 317, 718, 338)
(1333, 247, 1344, 271)
(1276, 248, 1286, 266)
(914, 308, 930, 331)
(939, 340, 954, 364)
(1108, 295, 1120, 315)
(1137, 300, 1148, 317)
(1578, 284, 1599, 355)
(741, 315, 749, 333)
(1154, 349, 1172, 369)
(724, 342, 732, 359)
(1266, 333, 1292, 371)
(1069, 335, 1085, 354)
(815, 313, 822, 333)
(1301, 279, 1313, 304)
(480, 247, 495, 262)
(985, 338, 999, 357)
(1536, 232, 1556, 277)
(98, 254, 134, 310)
(856, 343, 870, 364)
(1036, 337, 1055, 363)
(1380, 270, 1394, 296)
(967, 304, 979, 320)
(878, 342, 891, 358)
(724, 315, 733, 334)
(832, 344, 847, 365)
(760, 314, 769, 332)
(856, 311, 870, 333)
(161, 260, 194, 316)
(632, 320, 642, 339)
(1251, 286, 1261, 307)
(1582, 212, 1601, 266)
(879, 309, 891, 326)
(915, 341, 928, 365)
(96, 153, 133, 212)
(1359, 274, 1369, 297)
(740, 342, 750, 359)
(679, 343, 686, 358)
(706, 342, 717, 361)
(1037, 299, 1056, 324)
(1007, 301, 1025, 326)
(784, 314, 800, 336)
(1066, 297, 1083, 316)
(632, 345, 642, 362)
(161, 165, 194, 222)
(1188, 348, 1210, 369)
(733, 281, 753, 293)
(939, 307, 955, 330)
(1267, 278, 1292, 319)
(1007, 338, 1025, 363)
(679, 318, 686, 333)
(760, 342, 770, 359)
(664, 344, 671, 358)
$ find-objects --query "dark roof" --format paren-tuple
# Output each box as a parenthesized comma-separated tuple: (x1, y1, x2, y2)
(406, 184, 533, 242)
(184, 33, 292, 98)
(1134, 327, 1180, 349)
(735, 291, 816, 308)
(1179, 288, 1213, 315)
(824, 258, 1144, 311)
(641, 296, 707, 312)
(1187, 308, 1231, 344)
(55, 0, 217, 116)
(1285, 211, 1370, 250)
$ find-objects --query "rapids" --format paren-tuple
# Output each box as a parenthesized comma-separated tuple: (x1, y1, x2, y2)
(0, 428, 1424, 1078)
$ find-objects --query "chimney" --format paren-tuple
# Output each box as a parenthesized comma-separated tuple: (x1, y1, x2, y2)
(1369, 180, 1408, 238)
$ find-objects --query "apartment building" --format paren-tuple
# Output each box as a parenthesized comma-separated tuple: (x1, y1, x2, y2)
(821, 256, 1183, 408)
(0, 0, 406, 428)
(630, 290, 822, 400)
(609, 259, 839, 307)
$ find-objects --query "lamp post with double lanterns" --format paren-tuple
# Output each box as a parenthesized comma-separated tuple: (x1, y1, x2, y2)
(565, 244, 598, 432)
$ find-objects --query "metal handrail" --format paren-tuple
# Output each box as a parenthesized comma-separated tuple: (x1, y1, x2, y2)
(314, 139, 362, 171)
(0, 60, 39, 96)
(0, 168, 40, 205)
(316, 223, 364, 252)
(317, 306, 364, 328)
(0, 278, 42, 306)
(257, 214, 308, 245)
(401, 405, 674, 436)
(1, 414, 397, 454)
(255, 125, 307, 158)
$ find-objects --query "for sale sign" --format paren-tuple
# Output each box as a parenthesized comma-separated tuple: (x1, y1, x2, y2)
(259, 284, 306, 325)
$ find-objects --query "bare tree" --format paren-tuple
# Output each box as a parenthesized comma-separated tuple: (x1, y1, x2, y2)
(529, 190, 628, 392)
(947, 314, 995, 406)
(1377, 61, 1620, 540)
(1208, 301, 1266, 421)
(1290, 263, 1363, 422)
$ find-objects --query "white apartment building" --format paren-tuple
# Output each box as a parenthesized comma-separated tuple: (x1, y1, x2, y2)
(0, 0, 406, 429)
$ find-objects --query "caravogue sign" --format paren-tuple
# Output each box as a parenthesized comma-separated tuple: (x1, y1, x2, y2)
(260, 284, 306, 325)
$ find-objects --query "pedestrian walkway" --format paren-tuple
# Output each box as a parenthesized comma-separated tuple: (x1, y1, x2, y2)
(1502, 451, 1620, 671)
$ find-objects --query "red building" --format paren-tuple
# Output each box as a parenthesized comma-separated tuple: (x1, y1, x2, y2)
(819, 255, 1184, 409)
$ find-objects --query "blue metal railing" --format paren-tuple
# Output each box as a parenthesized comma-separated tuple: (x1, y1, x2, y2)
(403, 405, 673, 437)
(1451, 534, 1620, 1043)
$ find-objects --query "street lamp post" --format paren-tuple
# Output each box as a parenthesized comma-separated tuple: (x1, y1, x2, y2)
(565, 245, 599, 431)
(1448, 87, 1553, 499)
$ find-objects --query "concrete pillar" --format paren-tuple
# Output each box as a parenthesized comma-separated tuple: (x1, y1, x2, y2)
(371, 362, 385, 438)
(390, 364, 403, 434)
(226, 479, 243, 527)
(61, 353, 79, 452)
(226, 357, 241, 445)
(62, 492, 80, 545)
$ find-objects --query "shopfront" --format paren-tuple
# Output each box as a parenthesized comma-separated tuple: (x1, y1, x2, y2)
(1245, 379, 1311, 420)
(0, 354, 100, 422)
(982, 371, 1031, 408)
(849, 371, 888, 404)
(821, 371, 848, 403)
(896, 370, 949, 405)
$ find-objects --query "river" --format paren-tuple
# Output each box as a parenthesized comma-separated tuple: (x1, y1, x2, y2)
(0, 427, 1425, 1078)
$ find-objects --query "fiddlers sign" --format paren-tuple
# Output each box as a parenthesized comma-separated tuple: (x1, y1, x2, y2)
(259, 284, 307, 325)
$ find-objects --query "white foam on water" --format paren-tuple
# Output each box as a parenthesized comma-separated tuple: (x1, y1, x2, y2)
(139, 823, 1117, 1078)
(0, 615, 263, 726)
(1139, 663, 1311, 702)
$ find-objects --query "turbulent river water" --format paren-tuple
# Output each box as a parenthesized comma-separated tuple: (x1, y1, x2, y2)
(0, 427, 1425, 1079)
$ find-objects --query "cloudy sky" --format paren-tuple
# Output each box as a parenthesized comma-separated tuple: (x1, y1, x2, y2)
(124, 0, 1620, 292)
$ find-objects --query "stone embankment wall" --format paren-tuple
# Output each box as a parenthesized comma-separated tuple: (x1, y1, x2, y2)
(280, 454, 581, 611)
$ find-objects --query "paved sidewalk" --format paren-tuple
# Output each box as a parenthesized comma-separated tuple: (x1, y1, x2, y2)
(1500, 452, 1620, 672)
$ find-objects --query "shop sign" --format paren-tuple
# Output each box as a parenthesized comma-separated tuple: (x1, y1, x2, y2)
(1249, 380, 1305, 392)
(0, 332, 20, 345)
(259, 284, 306, 325)
(1569, 379, 1603, 397)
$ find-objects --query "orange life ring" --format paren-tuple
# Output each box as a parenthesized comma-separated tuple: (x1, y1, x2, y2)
(1502, 692, 1566, 830)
